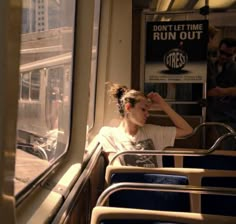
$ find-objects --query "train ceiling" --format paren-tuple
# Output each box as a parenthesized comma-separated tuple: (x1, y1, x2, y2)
(155, 0, 236, 11)
(133, 0, 236, 11)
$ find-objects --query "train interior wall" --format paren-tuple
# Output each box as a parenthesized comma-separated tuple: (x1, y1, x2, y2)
(83, 1, 236, 223)
(5, 0, 236, 223)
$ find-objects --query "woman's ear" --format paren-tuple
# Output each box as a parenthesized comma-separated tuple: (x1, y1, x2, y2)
(125, 103, 131, 112)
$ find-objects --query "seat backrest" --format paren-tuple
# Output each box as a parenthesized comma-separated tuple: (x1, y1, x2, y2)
(201, 176, 236, 216)
(109, 172, 190, 212)
(105, 166, 236, 186)
(183, 153, 236, 170)
(106, 167, 191, 212)
(163, 155, 175, 167)
(105, 166, 236, 214)
(91, 206, 236, 224)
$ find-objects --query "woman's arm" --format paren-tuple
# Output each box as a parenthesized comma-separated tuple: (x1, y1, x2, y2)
(147, 92, 193, 138)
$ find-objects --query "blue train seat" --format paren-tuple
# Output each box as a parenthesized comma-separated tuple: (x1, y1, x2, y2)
(109, 172, 190, 212)
(201, 177, 236, 216)
(105, 166, 236, 217)
(183, 154, 236, 170)
(163, 155, 175, 167)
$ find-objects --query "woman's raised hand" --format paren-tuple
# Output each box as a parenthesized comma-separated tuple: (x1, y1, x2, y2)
(147, 92, 166, 105)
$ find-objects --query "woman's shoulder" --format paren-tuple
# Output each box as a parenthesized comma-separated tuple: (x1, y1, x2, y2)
(99, 126, 119, 136)
(142, 124, 161, 130)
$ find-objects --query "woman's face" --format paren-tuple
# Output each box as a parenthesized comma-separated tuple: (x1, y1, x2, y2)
(127, 97, 150, 126)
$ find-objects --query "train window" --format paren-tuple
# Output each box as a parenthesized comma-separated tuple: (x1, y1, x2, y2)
(15, 0, 76, 194)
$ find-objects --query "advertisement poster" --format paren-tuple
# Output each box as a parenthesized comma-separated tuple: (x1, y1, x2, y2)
(144, 20, 208, 87)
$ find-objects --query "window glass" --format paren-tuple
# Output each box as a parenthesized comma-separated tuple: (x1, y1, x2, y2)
(15, 0, 76, 195)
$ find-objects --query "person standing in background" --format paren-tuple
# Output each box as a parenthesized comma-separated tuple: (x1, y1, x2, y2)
(206, 37, 236, 149)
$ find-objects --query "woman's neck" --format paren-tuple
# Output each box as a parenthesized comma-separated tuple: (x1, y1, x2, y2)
(119, 119, 139, 136)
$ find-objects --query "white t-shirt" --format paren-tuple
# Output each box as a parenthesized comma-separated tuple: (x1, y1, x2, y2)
(98, 124, 176, 167)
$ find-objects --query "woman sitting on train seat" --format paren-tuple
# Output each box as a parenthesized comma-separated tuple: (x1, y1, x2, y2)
(98, 83, 193, 167)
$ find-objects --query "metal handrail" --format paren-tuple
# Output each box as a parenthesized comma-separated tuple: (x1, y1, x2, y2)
(177, 122, 235, 140)
(96, 182, 236, 206)
(210, 132, 236, 150)
(109, 148, 215, 165)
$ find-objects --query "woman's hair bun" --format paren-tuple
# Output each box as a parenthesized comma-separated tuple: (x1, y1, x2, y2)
(116, 87, 126, 99)
(106, 82, 128, 100)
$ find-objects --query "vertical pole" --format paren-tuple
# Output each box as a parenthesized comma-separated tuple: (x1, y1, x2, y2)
(0, 0, 22, 223)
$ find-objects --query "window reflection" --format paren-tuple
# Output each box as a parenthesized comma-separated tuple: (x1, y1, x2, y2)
(31, 70, 40, 100)
(21, 73, 30, 100)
